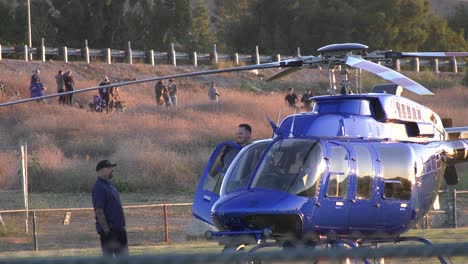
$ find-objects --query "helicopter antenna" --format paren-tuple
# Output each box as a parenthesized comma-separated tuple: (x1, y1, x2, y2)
(289, 107, 297, 138)
(276, 107, 283, 126)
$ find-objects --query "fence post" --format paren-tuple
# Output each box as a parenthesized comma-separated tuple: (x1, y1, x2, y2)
(392, 58, 400, 71)
(32, 211, 38, 251)
(127, 41, 133, 65)
(106, 48, 111, 65)
(21, 142, 29, 234)
(277, 54, 281, 63)
(163, 204, 169, 242)
(234, 53, 239, 65)
(63, 46, 68, 63)
(0, 44, 2, 61)
(171, 43, 176, 67)
(297, 47, 301, 57)
(147, 49, 155, 66)
(193, 51, 198, 67)
(432, 58, 439, 73)
(84, 40, 90, 64)
(24, 45, 29, 62)
(412, 57, 419, 72)
(255, 46, 260, 65)
(40, 38, 45, 62)
(450, 57, 458, 73)
(212, 44, 218, 65)
(452, 188, 457, 228)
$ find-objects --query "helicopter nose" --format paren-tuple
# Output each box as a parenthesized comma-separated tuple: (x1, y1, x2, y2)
(211, 189, 305, 235)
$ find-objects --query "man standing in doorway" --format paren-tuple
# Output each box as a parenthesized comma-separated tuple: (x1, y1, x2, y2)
(222, 124, 252, 169)
(92, 160, 128, 256)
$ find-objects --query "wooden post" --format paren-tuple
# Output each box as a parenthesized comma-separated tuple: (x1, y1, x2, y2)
(127, 41, 133, 65)
(148, 49, 155, 66)
(84, 40, 90, 64)
(193, 51, 198, 67)
(32, 211, 38, 251)
(40, 38, 45, 62)
(433, 58, 439, 73)
(171, 43, 176, 67)
(255, 46, 260, 65)
(24, 45, 29, 62)
(0, 44, 2, 61)
(451, 57, 458, 73)
(392, 58, 401, 71)
(21, 142, 29, 234)
(234, 53, 239, 65)
(212, 44, 218, 65)
(297, 47, 301, 57)
(412, 57, 419, 72)
(63, 46, 68, 63)
(106, 48, 111, 64)
(163, 204, 169, 242)
(277, 54, 281, 62)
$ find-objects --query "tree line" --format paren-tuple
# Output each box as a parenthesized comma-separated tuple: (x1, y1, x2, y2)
(0, 0, 467, 55)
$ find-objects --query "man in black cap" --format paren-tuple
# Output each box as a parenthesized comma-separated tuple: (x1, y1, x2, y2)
(92, 160, 128, 256)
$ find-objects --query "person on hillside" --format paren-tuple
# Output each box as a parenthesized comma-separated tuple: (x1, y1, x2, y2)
(29, 77, 47, 103)
(208, 81, 220, 103)
(168, 79, 178, 107)
(55, 70, 66, 104)
(154, 80, 164, 106)
(30, 69, 41, 85)
(92, 160, 129, 256)
(63, 70, 75, 105)
(0, 80, 5, 96)
(301, 89, 313, 111)
(284, 87, 298, 109)
(99, 76, 111, 110)
(162, 82, 171, 107)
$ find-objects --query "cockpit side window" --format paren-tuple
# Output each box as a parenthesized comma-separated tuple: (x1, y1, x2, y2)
(251, 139, 324, 197)
(326, 145, 349, 198)
(203, 145, 232, 195)
(224, 141, 270, 194)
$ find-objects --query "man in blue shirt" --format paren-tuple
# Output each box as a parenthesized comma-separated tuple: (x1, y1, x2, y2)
(92, 160, 128, 256)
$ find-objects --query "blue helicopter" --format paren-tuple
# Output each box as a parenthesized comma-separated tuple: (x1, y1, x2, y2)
(188, 44, 468, 263)
(1, 43, 467, 263)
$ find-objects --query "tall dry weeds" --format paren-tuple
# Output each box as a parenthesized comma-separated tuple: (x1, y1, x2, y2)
(0, 60, 466, 193)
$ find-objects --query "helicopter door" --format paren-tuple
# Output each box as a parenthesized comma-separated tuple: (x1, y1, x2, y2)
(348, 144, 378, 229)
(192, 141, 243, 225)
(315, 143, 351, 229)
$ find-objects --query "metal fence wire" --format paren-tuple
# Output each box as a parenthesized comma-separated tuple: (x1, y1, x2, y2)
(0, 204, 193, 252)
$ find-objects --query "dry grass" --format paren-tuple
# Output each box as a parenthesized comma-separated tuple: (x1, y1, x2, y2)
(0, 60, 466, 192)
(0, 60, 298, 192)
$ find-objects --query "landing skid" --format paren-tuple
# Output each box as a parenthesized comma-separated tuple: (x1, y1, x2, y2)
(208, 229, 450, 264)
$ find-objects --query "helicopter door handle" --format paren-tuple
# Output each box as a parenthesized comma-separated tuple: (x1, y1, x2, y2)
(203, 195, 212, 201)
(314, 202, 321, 207)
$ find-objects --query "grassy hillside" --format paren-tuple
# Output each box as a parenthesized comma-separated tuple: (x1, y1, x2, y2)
(0, 60, 466, 193)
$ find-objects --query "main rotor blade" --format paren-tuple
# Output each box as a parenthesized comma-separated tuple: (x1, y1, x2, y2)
(345, 55, 433, 95)
(0, 61, 287, 108)
(400, 52, 468, 57)
(266, 67, 302, 82)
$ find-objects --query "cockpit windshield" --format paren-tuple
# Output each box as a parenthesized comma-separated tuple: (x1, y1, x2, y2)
(251, 139, 325, 197)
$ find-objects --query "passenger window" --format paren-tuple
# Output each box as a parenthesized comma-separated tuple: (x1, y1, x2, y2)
(354, 145, 373, 200)
(326, 146, 349, 198)
(374, 144, 413, 200)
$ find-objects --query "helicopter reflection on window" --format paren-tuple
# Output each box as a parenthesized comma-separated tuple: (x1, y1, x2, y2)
(374, 144, 413, 200)
(251, 139, 325, 197)
(326, 145, 349, 198)
(224, 141, 270, 194)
